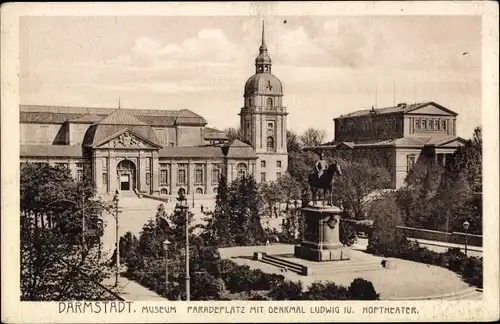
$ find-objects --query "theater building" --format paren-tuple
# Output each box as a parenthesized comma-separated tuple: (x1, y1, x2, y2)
(19, 23, 288, 197)
(312, 102, 466, 189)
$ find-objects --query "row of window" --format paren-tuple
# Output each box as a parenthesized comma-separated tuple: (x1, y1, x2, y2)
(248, 97, 275, 107)
(159, 187, 208, 196)
(260, 160, 282, 168)
(415, 118, 447, 131)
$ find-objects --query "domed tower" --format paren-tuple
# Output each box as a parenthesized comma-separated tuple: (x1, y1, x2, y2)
(240, 21, 288, 183)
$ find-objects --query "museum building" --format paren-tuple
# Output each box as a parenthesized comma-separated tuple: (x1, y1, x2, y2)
(20, 22, 288, 197)
(311, 102, 466, 189)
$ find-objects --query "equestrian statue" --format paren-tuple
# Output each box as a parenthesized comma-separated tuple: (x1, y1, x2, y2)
(308, 152, 342, 206)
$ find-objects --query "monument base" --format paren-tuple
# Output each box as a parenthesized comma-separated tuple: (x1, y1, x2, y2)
(294, 245, 351, 262)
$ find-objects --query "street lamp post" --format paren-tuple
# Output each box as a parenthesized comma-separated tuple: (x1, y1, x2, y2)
(113, 191, 120, 287)
(463, 220, 470, 257)
(163, 239, 170, 297)
(176, 189, 190, 301)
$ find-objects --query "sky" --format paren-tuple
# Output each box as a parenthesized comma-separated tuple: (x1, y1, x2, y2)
(20, 15, 482, 140)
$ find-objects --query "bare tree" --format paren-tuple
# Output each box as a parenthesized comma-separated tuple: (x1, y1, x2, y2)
(300, 128, 327, 147)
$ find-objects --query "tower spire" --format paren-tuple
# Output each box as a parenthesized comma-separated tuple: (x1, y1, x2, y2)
(118, 97, 121, 109)
(260, 20, 267, 52)
(255, 20, 272, 73)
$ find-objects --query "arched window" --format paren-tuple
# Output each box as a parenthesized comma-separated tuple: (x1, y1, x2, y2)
(237, 163, 247, 178)
(178, 187, 186, 196)
(160, 188, 168, 195)
(196, 188, 203, 195)
(266, 136, 275, 152)
(213, 187, 218, 194)
(267, 98, 273, 108)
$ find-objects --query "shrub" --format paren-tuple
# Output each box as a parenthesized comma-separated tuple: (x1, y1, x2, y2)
(268, 280, 304, 300)
(305, 281, 350, 300)
(191, 274, 225, 300)
(348, 278, 379, 300)
(249, 291, 271, 300)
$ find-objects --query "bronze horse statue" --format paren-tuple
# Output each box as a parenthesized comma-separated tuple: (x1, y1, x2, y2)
(308, 162, 342, 206)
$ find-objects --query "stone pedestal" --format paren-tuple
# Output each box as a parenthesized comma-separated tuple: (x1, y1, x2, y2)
(294, 204, 350, 262)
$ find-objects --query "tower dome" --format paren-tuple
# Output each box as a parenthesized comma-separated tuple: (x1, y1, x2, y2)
(244, 73, 283, 96)
(244, 20, 283, 97)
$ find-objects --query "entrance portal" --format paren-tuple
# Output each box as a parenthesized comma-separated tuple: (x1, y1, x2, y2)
(120, 174, 131, 190)
(117, 159, 136, 191)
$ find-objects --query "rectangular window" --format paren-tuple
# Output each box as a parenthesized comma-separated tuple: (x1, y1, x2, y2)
(261, 160, 266, 168)
(177, 169, 186, 185)
(434, 120, 439, 129)
(437, 120, 441, 130)
(212, 167, 221, 185)
(77, 170, 84, 182)
(407, 155, 416, 172)
(261, 172, 266, 182)
(416, 119, 421, 129)
(160, 168, 169, 186)
(442, 120, 447, 130)
(268, 122, 273, 129)
(429, 119, 434, 130)
(55, 163, 68, 169)
(76, 163, 84, 181)
(422, 119, 427, 129)
(145, 157, 151, 171)
(195, 169, 203, 185)
(277, 172, 282, 178)
(276, 161, 281, 168)
(102, 172, 108, 185)
(146, 173, 151, 186)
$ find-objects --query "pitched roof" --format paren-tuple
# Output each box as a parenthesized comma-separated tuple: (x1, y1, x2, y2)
(204, 127, 228, 140)
(20, 105, 207, 126)
(323, 135, 465, 149)
(69, 114, 103, 123)
(335, 101, 457, 119)
(20, 145, 83, 157)
(96, 109, 147, 126)
(222, 140, 258, 158)
(83, 124, 159, 148)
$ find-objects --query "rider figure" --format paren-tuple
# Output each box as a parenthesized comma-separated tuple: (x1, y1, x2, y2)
(315, 152, 329, 180)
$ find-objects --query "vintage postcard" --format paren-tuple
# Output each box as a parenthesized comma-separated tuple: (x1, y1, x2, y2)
(1, 1, 499, 323)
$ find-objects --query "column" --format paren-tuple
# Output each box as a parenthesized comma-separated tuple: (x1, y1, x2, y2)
(204, 161, 208, 194)
(206, 162, 213, 195)
(188, 160, 194, 195)
(109, 156, 117, 194)
(152, 152, 160, 194)
(170, 162, 177, 195)
(138, 155, 145, 193)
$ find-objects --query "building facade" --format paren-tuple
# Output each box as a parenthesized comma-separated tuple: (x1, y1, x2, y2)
(312, 102, 466, 189)
(19, 23, 288, 197)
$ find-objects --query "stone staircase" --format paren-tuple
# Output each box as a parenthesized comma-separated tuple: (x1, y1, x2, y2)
(307, 259, 384, 275)
(256, 253, 383, 276)
(259, 254, 305, 275)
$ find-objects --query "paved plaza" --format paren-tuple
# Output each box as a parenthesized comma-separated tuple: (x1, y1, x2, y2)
(220, 244, 482, 300)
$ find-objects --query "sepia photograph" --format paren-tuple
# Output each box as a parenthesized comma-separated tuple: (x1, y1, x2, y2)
(1, 2, 498, 323)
